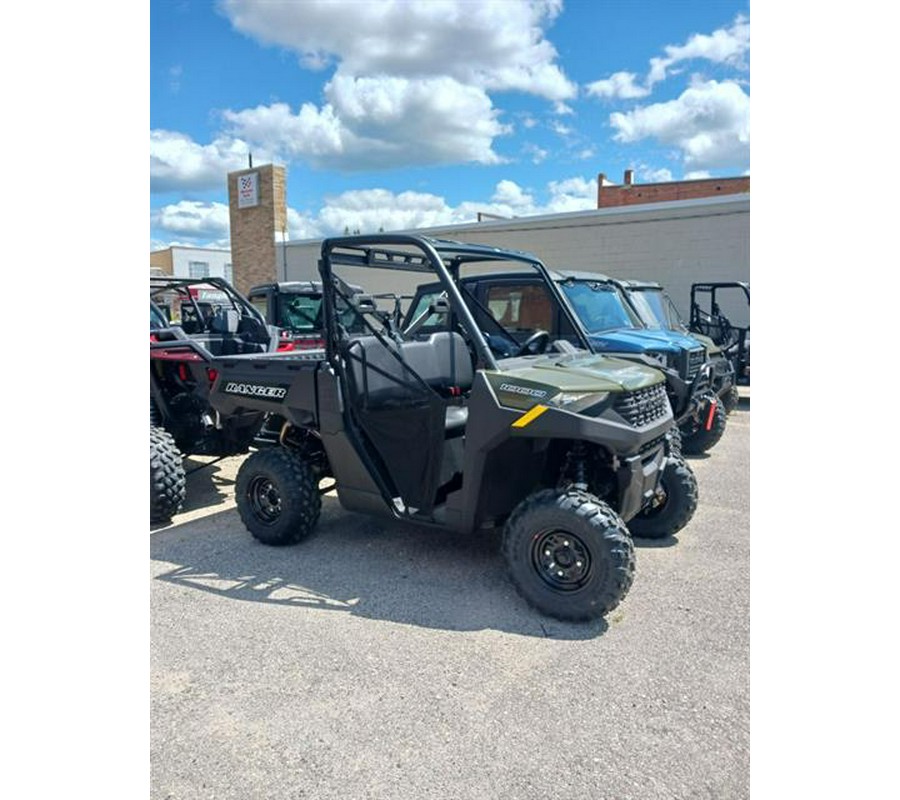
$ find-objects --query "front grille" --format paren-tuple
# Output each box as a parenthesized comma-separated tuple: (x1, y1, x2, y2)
(685, 347, 706, 380)
(640, 434, 667, 458)
(613, 382, 669, 428)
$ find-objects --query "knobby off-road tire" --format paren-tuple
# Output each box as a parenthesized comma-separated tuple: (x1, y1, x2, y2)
(502, 489, 636, 622)
(681, 400, 727, 455)
(150, 426, 186, 524)
(722, 386, 740, 415)
(235, 448, 322, 546)
(627, 456, 699, 540)
(667, 425, 683, 457)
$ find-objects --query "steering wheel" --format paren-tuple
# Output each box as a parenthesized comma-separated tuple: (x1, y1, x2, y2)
(516, 330, 551, 356)
(481, 331, 516, 359)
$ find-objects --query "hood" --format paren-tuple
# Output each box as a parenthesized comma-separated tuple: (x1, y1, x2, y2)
(489, 352, 665, 395)
(586, 327, 698, 354)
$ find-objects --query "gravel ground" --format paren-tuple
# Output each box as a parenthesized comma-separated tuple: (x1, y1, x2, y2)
(151, 392, 749, 800)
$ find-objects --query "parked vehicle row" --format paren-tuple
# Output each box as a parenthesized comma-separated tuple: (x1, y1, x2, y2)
(149, 236, 746, 624)
(404, 269, 729, 456)
(619, 280, 740, 414)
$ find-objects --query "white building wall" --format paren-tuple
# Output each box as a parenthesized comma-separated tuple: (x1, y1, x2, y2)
(170, 247, 234, 282)
(276, 194, 749, 325)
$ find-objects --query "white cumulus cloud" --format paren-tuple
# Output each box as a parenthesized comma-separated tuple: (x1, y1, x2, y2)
(150, 200, 231, 239)
(222, 76, 509, 170)
(199, 0, 576, 175)
(155, 0, 577, 185)
(648, 15, 750, 86)
(545, 176, 597, 213)
(285, 208, 323, 241)
(610, 79, 749, 170)
(586, 15, 750, 101)
(492, 179, 535, 209)
(150, 130, 254, 193)
(318, 188, 455, 234)
(639, 167, 674, 183)
(220, 0, 574, 101)
(585, 71, 651, 100)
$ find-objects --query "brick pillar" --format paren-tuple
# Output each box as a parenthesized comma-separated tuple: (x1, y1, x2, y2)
(227, 163, 287, 296)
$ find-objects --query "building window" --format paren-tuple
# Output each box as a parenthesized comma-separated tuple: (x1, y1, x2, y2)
(188, 261, 209, 278)
(224, 263, 233, 283)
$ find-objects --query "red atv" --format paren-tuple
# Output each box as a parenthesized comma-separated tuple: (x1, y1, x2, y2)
(150, 276, 279, 523)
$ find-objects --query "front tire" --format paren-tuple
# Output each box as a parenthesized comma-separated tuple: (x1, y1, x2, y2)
(150, 426, 186, 524)
(502, 489, 635, 622)
(722, 386, 740, 414)
(681, 399, 727, 455)
(667, 424, 683, 456)
(627, 456, 698, 539)
(235, 448, 322, 546)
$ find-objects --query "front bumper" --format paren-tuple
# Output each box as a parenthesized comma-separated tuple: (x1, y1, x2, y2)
(670, 362, 715, 424)
(617, 437, 668, 522)
(709, 354, 736, 397)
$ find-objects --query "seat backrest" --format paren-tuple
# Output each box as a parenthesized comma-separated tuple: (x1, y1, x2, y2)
(397, 332, 473, 393)
(344, 332, 473, 408)
(209, 308, 239, 334)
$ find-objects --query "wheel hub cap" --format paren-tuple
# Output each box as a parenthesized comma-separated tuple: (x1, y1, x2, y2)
(248, 477, 282, 523)
(532, 531, 591, 592)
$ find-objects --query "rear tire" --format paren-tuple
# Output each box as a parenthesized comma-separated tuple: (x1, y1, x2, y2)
(627, 456, 698, 539)
(150, 426, 186, 524)
(502, 489, 635, 622)
(235, 448, 322, 546)
(681, 399, 727, 455)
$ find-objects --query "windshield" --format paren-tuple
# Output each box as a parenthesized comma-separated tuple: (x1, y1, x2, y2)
(628, 288, 686, 331)
(406, 288, 447, 331)
(278, 294, 323, 332)
(559, 280, 641, 334)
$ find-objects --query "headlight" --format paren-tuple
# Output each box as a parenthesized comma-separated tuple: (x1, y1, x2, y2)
(548, 391, 610, 414)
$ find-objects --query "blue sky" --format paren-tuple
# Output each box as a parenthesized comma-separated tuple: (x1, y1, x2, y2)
(150, 0, 750, 250)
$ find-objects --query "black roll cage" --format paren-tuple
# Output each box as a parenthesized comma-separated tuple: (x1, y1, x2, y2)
(149, 275, 268, 331)
(317, 234, 593, 371)
(690, 282, 750, 321)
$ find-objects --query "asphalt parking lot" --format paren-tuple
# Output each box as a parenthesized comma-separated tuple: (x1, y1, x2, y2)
(151, 391, 750, 800)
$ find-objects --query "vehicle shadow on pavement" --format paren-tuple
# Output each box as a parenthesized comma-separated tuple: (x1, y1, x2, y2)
(632, 535, 679, 549)
(150, 498, 610, 640)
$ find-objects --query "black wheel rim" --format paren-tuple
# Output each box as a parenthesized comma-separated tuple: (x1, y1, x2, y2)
(247, 475, 282, 524)
(531, 530, 592, 592)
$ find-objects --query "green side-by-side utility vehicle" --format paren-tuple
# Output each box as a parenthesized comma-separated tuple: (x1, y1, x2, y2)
(208, 236, 698, 621)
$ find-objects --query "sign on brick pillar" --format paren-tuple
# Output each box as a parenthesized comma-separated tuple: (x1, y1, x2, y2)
(227, 163, 286, 296)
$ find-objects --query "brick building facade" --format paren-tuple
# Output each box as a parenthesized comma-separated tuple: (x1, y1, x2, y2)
(597, 169, 749, 209)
